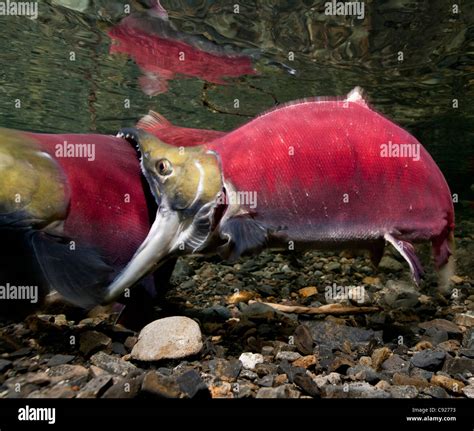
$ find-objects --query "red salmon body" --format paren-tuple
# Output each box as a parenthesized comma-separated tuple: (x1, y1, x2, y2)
(205, 90, 454, 276)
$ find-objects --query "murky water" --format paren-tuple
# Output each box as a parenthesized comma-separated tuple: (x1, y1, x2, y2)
(0, 0, 472, 216)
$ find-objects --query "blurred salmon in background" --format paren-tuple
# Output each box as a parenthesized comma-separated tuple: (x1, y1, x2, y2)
(108, 0, 256, 96)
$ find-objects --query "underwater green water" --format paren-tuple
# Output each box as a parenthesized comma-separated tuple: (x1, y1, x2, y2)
(0, 0, 472, 214)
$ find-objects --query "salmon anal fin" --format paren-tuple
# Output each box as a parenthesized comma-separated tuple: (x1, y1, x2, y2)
(384, 233, 424, 285)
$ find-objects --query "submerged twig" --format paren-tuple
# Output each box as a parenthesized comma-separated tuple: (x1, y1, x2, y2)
(249, 300, 381, 315)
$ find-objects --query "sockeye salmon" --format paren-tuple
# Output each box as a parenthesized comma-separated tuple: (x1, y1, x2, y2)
(102, 87, 455, 303)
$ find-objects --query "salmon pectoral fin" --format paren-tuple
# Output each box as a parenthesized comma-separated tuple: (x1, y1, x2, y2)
(217, 216, 268, 262)
(29, 231, 115, 309)
(369, 239, 385, 268)
(384, 233, 424, 285)
(431, 230, 454, 269)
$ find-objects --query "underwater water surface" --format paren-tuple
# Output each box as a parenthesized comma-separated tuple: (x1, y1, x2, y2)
(0, 0, 472, 215)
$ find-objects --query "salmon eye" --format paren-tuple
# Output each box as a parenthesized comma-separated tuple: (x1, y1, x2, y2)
(156, 158, 173, 176)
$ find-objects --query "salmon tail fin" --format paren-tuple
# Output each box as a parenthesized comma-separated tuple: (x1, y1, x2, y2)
(384, 233, 424, 285)
(434, 230, 456, 293)
(137, 110, 172, 132)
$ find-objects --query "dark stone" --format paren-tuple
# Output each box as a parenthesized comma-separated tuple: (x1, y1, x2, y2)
(347, 365, 381, 384)
(177, 370, 210, 399)
(76, 375, 113, 398)
(80, 331, 112, 356)
(277, 360, 305, 383)
(90, 352, 138, 377)
(423, 386, 449, 398)
(256, 375, 273, 387)
(200, 305, 232, 322)
(0, 359, 13, 372)
(463, 328, 474, 349)
(241, 303, 276, 320)
(442, 357, 474, 375)
(208, 358, 241, 382)
(294, 325, 314, 355)
(381, 354, 410, 375)
(305, 321, 382, 350)
(46, 355, 75, 367)
(141, 371, 181, 398)
(460, 348, 474, 358)
(410, 350, 446, 371)
(419, 319, 462, 336)
(255, 285, 276, 296)
(423, 328, 449, 345)
(7, 348, 31, 358)
(255, 363, 278, 377)
(111, 342, 127, 356)
(293, 373, 321, 397)
(102, 377, 142, 398)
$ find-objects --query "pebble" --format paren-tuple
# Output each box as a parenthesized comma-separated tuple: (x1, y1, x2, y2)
(392, 373, 429, 388)
(423, 385, 449, 398)
(324, 262, 341, 272)
(79, 331, 112, 356)
(430, 374, 465, 394)
(298, 286, 318, 298)
(274, 374, 288, 385)
(293, 355, 317, 369)
(419, 319, 462, 335)
(256, 385, 300, 398)
(240, 369, 258, 380)
(347, 365, 380, 384)
(227, 290, 255, 304)
(306, 321, 382, 350)
(209, 358, 242, 382)
(381, 354, 410, 375)
(293, 373, 320, 397)
(0, 359, 13, 372)
(414, 341, 433, 351)
(372, 347, 392, 371)
(324, 382, 390, 398)
(454, 313, 474, 328)
(313, 372, 342, 388)
(462, 385, 474, 398)
(239, 352, 264, 370)
(382, 280, 419, 309)
(177, 370, 210, 399)
(379, 256, 404, 272)
(410, 349, 445, 370)
(141, 371, 181, 398)
(388, 385, 418, 398)
(209, 382, 233, 398)
(131, 317, 203, 361)
(293, 325, 314, 355)
(442, 357, 474, 375)
(76, 375, 113, 398)
(46, 364, 88, 384)
(102, 377, 142, 398)
(275, 351, 302, 362)
(90, 352, 137, 377)
(28, 383, 75, 398)
(256, 375, 274, 387)
(46, 355, 75, 367)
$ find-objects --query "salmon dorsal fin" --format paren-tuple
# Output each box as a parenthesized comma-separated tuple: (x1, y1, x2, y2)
(345, 86, 369, 107)
(256, 87, 370, 120)
(137, 110, 172, 131)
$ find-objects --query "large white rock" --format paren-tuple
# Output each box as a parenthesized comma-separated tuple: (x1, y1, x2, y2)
(238, 352, 264, 370)
(131, 317, 203, 361)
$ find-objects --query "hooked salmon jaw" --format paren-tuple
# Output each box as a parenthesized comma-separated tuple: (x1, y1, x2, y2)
(104, 128, 224, 303)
